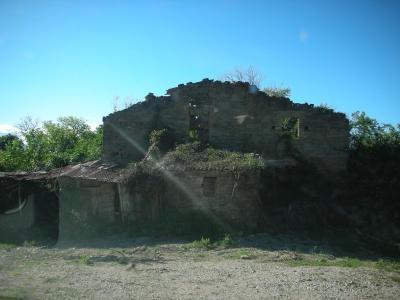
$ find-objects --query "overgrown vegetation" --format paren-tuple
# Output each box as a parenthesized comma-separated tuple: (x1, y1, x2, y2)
(286, 256, 400, 272)
(345, 111, 400, 245)
(0, 242, 16, 250)
(279, 117, 299, 138)
(263, 86, 291, 98)
(189, 237, 212, 249)
(223, 66, 291, 97)
(161, 142, 264, 170)
(0, 116, 102, 171)
(187, 234, 235, 250)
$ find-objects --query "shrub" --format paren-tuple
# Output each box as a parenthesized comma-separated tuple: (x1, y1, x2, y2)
(190, 237, 212, 249)
(161, 143, 263, 171)
(216, 234, 235, 248)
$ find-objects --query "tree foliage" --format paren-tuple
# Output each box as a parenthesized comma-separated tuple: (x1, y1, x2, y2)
(347, 112, 400, 236)
(0, 134, 20, 151)
(0, 117, 102, 171)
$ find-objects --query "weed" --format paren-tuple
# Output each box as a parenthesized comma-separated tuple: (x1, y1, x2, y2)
(189, 237, 212, 249)
(286, 256, 400, 272)
(375, 259, 400, 272)
(161, 142, 264, 171)
(287, 257, 363, 268)
(78, 255, 92, 266)
(0, 243, 16, 250)
(216, 234, 235, 249)
(22, 240, 36, 247)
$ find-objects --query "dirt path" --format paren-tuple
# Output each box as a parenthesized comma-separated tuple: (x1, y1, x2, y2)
(1, 236, 399, 299)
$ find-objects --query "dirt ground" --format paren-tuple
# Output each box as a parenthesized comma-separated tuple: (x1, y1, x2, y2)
(1, 234, 399, 299)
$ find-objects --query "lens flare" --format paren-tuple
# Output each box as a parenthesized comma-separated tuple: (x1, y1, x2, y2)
(109, 123, 231, 232)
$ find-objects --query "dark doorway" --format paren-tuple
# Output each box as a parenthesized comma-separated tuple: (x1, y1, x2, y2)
(34, 185, 59, 242)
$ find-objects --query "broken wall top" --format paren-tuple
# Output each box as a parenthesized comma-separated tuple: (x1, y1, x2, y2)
(104, 79, 346, 121)
(102, 79, 349, 173)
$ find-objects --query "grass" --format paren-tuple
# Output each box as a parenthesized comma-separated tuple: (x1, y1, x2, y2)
(225, 249, 254, 260)
(188, 237, 212, 249)
(22, 240, 37, 247)
(77, 255, 92, 266)
(0, 286, 31, 300)
(0, 243, 16, 251)
(186, 234, 236, 250)
(375, 259, 400, 272)
(216, 234, 236, 248)
(286, 256, 400, 272)
(287, 257, 363, 268)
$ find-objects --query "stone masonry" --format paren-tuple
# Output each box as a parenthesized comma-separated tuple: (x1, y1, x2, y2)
(103, 79, 349, 172)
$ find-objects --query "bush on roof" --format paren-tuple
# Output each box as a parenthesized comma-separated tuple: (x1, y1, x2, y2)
(160, 142, 264, 171)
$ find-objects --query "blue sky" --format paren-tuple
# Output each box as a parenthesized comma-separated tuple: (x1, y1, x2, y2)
(0, 0, 399, 134)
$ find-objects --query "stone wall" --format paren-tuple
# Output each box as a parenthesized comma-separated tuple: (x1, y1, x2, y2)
(58, 177, 120, 240)
(58, 168, 262, 238)
(117, 169, 262, 231)
(103, 79, 349, 172)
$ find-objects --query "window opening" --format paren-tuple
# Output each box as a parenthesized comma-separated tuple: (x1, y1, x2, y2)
(188, 101, 210, 144)
(281, 117, 300, 138)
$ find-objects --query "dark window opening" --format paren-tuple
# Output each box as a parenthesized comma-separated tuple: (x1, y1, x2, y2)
(188, 101, 210, 144)
(271, 125, 276, 130)
(281, 117, 300, 138)
(202, 177, 217, 197)
(304, 125, 309, 131)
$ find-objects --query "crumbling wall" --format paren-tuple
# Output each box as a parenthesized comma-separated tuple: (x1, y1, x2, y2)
(117, 173, 162, 224)
(102, 79, 349, 172)
(161, 169, 262, 231)
(118, 169, 261, 230)
(58, 177, 120, 240)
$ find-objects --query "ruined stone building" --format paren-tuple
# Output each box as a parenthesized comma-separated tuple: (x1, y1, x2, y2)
(103, 79, 349, 172)
(0, 79, 350, 242)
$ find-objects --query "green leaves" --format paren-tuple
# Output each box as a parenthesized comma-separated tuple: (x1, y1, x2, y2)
(350, 111, 400, 149)
(0, 117, 103, 171)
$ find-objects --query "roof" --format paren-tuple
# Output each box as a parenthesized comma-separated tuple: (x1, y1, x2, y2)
(59, 160, 129, 183)
(0, 161, 128, 183)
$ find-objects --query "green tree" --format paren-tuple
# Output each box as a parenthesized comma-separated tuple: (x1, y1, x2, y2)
(0, 134, 20, 150)
(348, 111, 400, 211)
(0, 116, 103, 171)
(0, 137, 26, 171)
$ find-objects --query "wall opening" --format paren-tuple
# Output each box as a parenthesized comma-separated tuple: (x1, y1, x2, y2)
(202, 177, 217, 197)
(188, 101, 210, 144)
(281, 117, 300, 138)
(34, 186, 59, 241)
